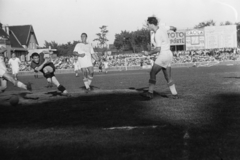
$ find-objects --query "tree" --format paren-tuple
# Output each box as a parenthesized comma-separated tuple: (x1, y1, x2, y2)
(113, 29, 150, 53)
(134, 29, 150, 52)
(94, 25, 109, 48)
(194, 20, 216, 29)
(43, 40, 59, 49)
(220, 21, 233, 26)
(113, 30, 131, 52)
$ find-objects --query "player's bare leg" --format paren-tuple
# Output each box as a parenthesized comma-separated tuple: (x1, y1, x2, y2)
(2, 73, 31, 91)
(46, 78, 53, 88)
(87, 67, 94, 89)
(13, 73, 18, 80)
(141, 64, 162, 100)
(75, 70, 79, 77)
(43, 67, 53, 88)
(0, 78, 7, 92)
(162, 67, 179, 99)
(81, 68, 91, 92)
(34, 71, 38, 78)
(51, 76, 68, 96)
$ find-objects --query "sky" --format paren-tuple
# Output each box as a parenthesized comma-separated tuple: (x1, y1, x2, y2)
(0, 0, 240, 47)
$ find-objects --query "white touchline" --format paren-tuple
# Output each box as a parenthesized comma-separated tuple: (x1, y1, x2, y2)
(103, 125, 167, 130)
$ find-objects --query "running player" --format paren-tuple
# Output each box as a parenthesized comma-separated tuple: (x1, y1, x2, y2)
(30, 52, 69, 95)
(73, 33, 99, 92)
(0, 48, 31, 93)
(8, 52, 21, 80)
(73, 56, 81, 77)
(103, 58, 109, 73)
(140, 16, 179, 100)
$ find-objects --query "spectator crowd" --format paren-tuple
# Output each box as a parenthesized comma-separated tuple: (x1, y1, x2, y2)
(4, 48, 240, 72)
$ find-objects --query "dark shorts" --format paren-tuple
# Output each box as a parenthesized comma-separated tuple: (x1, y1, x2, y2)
(41, 63, 56, 78)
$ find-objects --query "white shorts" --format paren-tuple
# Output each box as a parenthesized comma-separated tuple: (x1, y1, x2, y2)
(12, 68, 19, 74)
(0, 68, 6, 78)
(78, 56, 92, 68)
(74, 64, 81, 71)
(155, 50, 173, 68)
(104, 64, 109, 69)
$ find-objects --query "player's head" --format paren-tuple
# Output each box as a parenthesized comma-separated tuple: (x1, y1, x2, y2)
(147, 17, 158, 31)
(81, 33, 87, 43)
(31, 52, 40, 63)
(11, 52, 16, 58)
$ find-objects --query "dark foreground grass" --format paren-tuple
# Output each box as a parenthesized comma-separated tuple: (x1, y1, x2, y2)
(1, 65, 240, 159)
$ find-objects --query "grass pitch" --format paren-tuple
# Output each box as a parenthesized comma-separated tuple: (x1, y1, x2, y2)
(1, 65, 240, 160)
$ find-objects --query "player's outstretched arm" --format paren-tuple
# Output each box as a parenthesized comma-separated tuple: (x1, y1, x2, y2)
(169, 26, 177, 32)
(73, 51, 79, 56)
(73, 51, 85, 57)
(35, 59, 49, 71)
(142, 47, 161, 56)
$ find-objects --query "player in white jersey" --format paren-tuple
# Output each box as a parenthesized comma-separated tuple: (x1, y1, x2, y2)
(8, 52, 21, 80)
(0, 48, 31, 93)
(141, 16, 179, 100)
(73, 56, 81, 77)
(103, 58, 109, 73)
(73, 33, 99, 92)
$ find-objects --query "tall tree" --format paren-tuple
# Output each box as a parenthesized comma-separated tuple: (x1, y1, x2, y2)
(113, 29, 150, 53)
(94, 25, 109, 48)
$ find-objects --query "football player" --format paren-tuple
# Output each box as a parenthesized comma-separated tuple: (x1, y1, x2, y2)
(141, 17, 179, 100)
(30, 52, 68, 95)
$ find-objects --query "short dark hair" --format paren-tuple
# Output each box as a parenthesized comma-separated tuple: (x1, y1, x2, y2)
(81, 33, 88, 37)
(31, 52, 39, 58)
(147, 17, 158, 26)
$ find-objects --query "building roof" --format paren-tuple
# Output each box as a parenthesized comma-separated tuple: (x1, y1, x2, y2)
(0, 28, 9, 39)
(9, 30, 25, 49)
(9, 25, 38, 46)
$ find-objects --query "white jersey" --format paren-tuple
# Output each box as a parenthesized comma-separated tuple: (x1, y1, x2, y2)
(73, 43, 94, 68)
(73, 60, 81, 71)
(154, 26, 171, 52)
(8, 58, 21, 69)
(103, 61, 109, 68)
(0, 60, 7, 77)
(151, 23, 170, 48)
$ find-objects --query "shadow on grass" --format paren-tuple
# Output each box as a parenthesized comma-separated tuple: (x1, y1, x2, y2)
(187, 93, 240, 160)
(0, 91, 164, 129)
(224, 77, 240, 79)
(1, 92, 240, 160)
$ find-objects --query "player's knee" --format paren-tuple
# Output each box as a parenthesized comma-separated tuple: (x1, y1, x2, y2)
(149, 79, 156, 85)
(88, 76, 93, 80)
(44, 72, 54, 79)
(83, 78, 88, 82)
(168, 81, 174, 86)
(150, 68, 158, 76)
(57, 85, 66, 92)
(88, 71, 94, 77)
